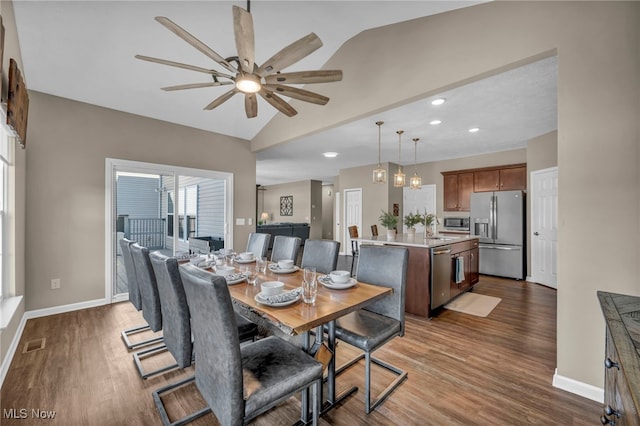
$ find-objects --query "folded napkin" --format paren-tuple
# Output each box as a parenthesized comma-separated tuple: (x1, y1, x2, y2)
(265, 287, 302, 304)
(225, 272, 247, 282)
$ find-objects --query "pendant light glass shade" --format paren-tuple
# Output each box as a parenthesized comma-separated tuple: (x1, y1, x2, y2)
(394, 130, 405, 187)
(372, 121, 387, 184)
(410, 138, 422, 190)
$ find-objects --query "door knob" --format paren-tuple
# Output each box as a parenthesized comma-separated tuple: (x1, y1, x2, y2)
(534, 232, 539, 236)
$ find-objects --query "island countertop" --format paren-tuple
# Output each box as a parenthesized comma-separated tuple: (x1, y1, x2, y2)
(357, 233, 479, 249)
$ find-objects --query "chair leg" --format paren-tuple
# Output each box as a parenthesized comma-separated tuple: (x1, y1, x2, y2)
(133, 343, 179, 379)
(334, 351, 408, 414)
(153, 375, 211, 426)
(312, 379, 320, 426)
(121, 324, 164, 350)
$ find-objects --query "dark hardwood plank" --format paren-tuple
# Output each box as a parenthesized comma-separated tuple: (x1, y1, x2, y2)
(1, 276, 601, 425)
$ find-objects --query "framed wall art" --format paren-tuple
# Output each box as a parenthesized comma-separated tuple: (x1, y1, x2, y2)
(280, 195, 293, 216)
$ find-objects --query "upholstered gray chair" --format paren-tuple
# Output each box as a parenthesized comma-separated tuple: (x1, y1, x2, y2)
(332, 245, 409, 413)
(179, 264, 322, 426)
(149, 252, 210, 426)
(119, 238, 162, 349)
(270, 235, 302, 264)
(130, 243, 177, 379)
(300, 239, 341, 274)
(246, 232, 270, 259)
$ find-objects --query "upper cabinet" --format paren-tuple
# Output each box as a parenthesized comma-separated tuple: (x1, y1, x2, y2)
(442, 164, 526, 211)
(474, 165, 526, 192)
(443, 172, 474, 211)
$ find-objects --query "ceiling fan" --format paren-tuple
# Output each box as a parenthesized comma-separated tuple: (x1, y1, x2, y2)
(136, 2, 343, 118)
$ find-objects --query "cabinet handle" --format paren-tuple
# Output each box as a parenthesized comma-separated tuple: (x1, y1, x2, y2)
(605, 358, 620, 370)
(470, 253, 474, 260)
(600, 415, 616, 425)
(605, 406, 620, 418)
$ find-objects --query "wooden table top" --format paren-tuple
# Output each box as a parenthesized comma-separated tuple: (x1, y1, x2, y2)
(227, 266, 392, 335)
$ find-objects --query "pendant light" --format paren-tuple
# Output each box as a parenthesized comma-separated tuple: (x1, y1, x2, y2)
(410, 137, 422, 190)
(372, 121, 387, 184)
(393, 130, 405, 187)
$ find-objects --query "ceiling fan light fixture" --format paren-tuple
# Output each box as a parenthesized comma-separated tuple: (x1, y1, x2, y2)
(373, 121, 387, 184)
(235, 73, 262, 93)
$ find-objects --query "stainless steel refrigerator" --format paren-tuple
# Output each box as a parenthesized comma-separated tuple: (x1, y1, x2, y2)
(470, 190, 525, 279)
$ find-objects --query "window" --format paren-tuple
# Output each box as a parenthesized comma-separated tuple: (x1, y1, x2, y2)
(167, 185, 198, 241)
(0, 124, 12, 301)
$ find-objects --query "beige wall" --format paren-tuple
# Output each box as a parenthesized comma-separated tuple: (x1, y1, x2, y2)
(262, 180, 311, 224)
(255, 2, 640, 389)
(25, 92, 256, 311)
(309, 180, 323, 239)
(321, 184, 334, 239)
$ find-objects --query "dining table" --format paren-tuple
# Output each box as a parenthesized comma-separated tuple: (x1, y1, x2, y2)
(225, 261, 393, 423)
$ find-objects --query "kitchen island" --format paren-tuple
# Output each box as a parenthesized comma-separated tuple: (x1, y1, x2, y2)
(357, 234, 480, 318)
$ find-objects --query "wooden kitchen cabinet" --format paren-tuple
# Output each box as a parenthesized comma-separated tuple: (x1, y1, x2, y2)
(474, 165, 526, 192)
(443, 172, 473, 211)
(450, 240, 479, 295)
(597, 292, 640, 426)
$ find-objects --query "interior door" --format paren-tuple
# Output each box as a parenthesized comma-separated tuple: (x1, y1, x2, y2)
(403, 184, 436, 233)
(343, 188, 362, 253)
(530, 167, 558, 288)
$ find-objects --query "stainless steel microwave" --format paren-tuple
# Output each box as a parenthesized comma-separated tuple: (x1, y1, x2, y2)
(443, 217, 470, 230)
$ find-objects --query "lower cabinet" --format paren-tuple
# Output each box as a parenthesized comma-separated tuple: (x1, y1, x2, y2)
(450, 240, 480, 296)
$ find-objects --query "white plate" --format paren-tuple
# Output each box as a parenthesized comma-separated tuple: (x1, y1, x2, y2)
(318, 275, 357, 290)
(235, 258, 256, 264)
(254, 292, 301, 307)
(268, 264, 299, 274)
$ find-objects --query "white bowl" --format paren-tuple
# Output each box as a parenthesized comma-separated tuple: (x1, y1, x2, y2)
(277, 259, 294, 270)
(330, 270, 351, 284)
(214, 265, 235, 276)
(261, 281, 284, 296)
(238, 252, 255, 260)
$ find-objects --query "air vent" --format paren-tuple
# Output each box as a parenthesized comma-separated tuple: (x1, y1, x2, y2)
(22, 338, 46, 354)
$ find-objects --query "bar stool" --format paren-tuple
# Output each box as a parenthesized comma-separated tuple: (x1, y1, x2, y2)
(348, 226, 359, 276)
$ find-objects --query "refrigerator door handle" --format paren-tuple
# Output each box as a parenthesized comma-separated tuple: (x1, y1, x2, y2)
(479, 245, 521, 251)
(490, 195, 497, 240)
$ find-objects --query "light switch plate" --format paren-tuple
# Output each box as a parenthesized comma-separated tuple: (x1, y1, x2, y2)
(236, 218, 245, 226)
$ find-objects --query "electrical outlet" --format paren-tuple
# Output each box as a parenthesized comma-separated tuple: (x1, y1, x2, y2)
(51, 278, 61, 290)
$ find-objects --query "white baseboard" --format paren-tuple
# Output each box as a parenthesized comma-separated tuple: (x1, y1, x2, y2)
(1, 297, 109, 388)
(552, 368, 604, 403)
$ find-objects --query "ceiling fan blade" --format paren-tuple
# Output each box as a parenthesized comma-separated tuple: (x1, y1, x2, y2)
(264, 70, 343, 85)
(263, 84, 329, 105)
(203, 89, 238, 110)
(135, 55, 233, 79)
(232, 6, 255, 73)
(162, 81, 234, 91)
(257, 33, 322, 76)
(244, 93, 258, 118)
(155, 16, 238, 74)
(259, 89, 298, 117)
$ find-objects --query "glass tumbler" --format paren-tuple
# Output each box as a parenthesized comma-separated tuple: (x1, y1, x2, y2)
(302, 267, 317, 304)
(257, 257, 268, 274)
(245, 265, 258, 286)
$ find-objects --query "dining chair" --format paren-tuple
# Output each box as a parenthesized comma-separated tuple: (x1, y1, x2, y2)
(348, 226, 359, 276)
(149, 251, 210, 426)
(371, 224, 379, 237)
(332, 244, 409, 414)
(119, 238, 163, 350)
(270, 235, 302, 264)
(245, 232, 270, 259)
(179, 264, 322, 426)
(300, 239, 341, 274)
(130, 243, 178, 379)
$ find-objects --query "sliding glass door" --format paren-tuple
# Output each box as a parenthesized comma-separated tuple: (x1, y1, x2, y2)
(106, 159, 233, 302)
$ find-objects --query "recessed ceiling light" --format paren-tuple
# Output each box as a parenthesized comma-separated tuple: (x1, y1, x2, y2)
(469, 127, 480, 133)
(323, 152, 338, 158)
(429, 120, 442, 125)
(431, 98, 446, 106)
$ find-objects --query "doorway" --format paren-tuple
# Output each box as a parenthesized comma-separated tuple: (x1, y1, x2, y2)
(106, 159, 233, 302)
(530, 167, 558, 288)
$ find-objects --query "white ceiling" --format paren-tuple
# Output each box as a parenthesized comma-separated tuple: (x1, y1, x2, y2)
(13, 1, 557, 186)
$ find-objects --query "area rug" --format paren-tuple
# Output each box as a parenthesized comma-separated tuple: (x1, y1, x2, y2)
(444, 292, 501, 317)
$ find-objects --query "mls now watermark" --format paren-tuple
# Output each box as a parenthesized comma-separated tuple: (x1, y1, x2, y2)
(3, 408, 57, 419)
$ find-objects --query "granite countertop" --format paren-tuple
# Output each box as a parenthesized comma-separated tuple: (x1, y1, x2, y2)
(357, 233, 479, 249)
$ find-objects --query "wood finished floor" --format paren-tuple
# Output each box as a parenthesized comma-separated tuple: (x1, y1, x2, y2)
(1, 275, 601, 425)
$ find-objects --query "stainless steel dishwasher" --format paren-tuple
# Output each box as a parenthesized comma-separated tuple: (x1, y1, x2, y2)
(430, 245, 452, 309)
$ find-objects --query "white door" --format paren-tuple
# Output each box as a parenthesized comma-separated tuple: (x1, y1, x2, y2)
(403, 184, 436, 234)
(530, 167, 558, 288)
(343, 188, 362, 255)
